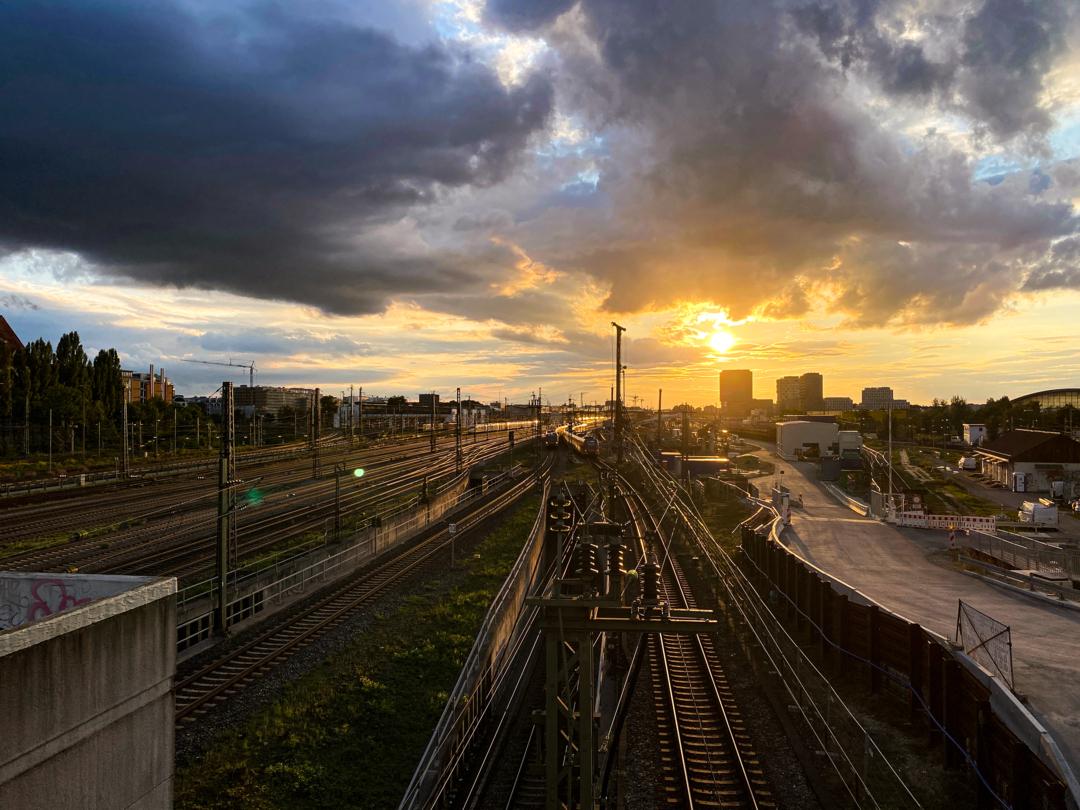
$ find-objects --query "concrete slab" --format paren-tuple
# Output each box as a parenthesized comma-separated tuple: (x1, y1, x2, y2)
(765, 456, 1080, 774)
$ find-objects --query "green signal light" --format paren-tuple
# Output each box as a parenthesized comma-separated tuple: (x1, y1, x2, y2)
(353, 468, 365, 478)
(245, 488, 264, 507)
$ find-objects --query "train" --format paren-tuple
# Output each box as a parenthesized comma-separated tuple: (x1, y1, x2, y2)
(555, 425, 600, 457)
(543, 431, 559, 448)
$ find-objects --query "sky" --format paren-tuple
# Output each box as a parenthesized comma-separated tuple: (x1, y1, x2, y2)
(1, 0, 1078, 407)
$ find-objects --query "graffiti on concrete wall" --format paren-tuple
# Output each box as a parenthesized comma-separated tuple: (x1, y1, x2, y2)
(0, 574, 131, 630)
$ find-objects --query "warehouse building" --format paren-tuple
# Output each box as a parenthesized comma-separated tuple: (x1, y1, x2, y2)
(776, 420, 839, 460)
(974, 429, 1080, 493)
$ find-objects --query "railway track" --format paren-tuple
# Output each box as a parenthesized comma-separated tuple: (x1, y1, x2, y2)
(175, 468, 543, 724)
(626, 488, 773, 809)
(0, 432, 423, 547)
(1, 430, 529, 576)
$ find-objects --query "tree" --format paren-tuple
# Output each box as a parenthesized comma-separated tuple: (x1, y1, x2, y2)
(55, 331, 90, 392)
(320, 394, 339, 428)
(91, 349, 124, 416)
(387, 395, 407, 411)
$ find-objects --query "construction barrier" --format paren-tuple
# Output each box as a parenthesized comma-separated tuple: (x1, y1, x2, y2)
(895, 511, 997, 532)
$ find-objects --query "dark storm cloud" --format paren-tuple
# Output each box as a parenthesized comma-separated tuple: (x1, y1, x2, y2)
(486, 0, 577, 31)
(790, 0, 1073, 140)
(1022, 237, 1080, 291)
(483, 0, 1078, 325)
(0, 1, 552, 314)
(959, 0, 1072, 141)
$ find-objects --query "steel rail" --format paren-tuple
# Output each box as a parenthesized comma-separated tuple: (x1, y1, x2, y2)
(175, 469, 541, 723)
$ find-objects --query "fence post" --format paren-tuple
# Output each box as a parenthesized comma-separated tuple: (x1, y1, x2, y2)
(943, 658, 961, 769)
(868, 604, 882, 694)
(976, 700, 992, 810)
(928, 641, 944, 748)
(818, 576, 829, 662)
(837, 594, 850, 682)
(908, 624, 925, 720)
(1010, 740, 1030, 810)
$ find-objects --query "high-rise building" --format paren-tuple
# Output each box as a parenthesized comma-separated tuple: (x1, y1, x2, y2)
(860, 387, 895, 410)
(776, 376, 801, 412)
(718, 369, 753, 415)
(799, 372, 823, 411)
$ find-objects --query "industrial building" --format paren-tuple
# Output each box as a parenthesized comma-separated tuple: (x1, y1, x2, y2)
(776, 420, 839, 460)
(1012, 388, 1080, 412)
(233, 385, 312, 417)
(974, 429, 1080, 493)
(719, 369, 753, 416)
(122, 366, 174, 404)
(1, 572, 176, 808)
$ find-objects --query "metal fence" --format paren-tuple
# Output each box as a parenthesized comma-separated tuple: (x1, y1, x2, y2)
(625, 436, 1073, 810)
(965, 530, 1080, 580)
(400, 482, 550, 808)
(955, 600, 1013, 691)
(175, 467, 524, 649)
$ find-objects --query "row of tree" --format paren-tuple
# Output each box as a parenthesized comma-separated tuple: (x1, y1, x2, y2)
(850, 395, 1078, 443)
(0, 332, 126, 427)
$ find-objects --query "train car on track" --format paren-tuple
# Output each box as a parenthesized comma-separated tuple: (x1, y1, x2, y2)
(557, 426, 600, 457)
(543, 431, 559, 448)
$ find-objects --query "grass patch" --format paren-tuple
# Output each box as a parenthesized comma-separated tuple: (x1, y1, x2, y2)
(700, 494, 755, 553)
(175, 494, 541, 810)
(0, 531, 76, 561)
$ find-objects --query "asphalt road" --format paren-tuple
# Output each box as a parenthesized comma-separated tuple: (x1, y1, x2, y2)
(766, 454, 1080, 774)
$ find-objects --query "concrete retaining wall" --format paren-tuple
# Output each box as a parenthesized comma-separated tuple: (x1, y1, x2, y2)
(0, 574, 176, 810)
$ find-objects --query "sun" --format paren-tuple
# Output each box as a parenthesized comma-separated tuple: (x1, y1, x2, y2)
(708, 328, 736, 354)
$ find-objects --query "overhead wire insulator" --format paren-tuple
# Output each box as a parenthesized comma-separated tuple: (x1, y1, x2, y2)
(640, 558, 660, 605)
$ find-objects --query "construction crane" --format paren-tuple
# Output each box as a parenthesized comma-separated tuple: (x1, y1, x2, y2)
(181, 358, 256, 387)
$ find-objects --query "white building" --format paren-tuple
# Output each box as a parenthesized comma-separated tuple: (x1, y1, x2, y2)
(962, 423, 987, 446)
(776, 420, 839, 460)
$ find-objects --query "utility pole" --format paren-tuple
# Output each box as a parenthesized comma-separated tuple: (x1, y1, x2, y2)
(334, 462, 344, 539)
(122, 396, 129, 477)
(612, 322, 625, 467)
(535, 392, 542, 485)
(173, 407, 177, 455)
(359, 386, 364, 438)
(48, 409, 52, 474)
(349, 384, 355, 445)
(681, 405, 691, 482)
(430, 391, 437, 452)
(312, 388, 321, 479)
(455, 387, 462, 473)
(887, 403, 894, 518)
(657, 388, 663, 446)
(214, 381, 235, 637)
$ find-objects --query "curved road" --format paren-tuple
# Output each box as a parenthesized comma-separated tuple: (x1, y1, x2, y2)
(761, 450, 1080, 774)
